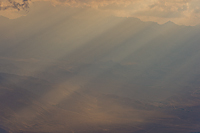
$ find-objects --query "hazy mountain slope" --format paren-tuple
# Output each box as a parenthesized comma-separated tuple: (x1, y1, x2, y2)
(1, 9, 200, 132)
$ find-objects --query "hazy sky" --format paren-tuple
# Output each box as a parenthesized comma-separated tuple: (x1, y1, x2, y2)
(1, 1, 200, 132)
(1, 0, 200, 25)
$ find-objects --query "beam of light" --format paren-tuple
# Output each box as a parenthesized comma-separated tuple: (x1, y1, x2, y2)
(0, 13, 174, 132)
(0, 5, 130, 128)
(6, 21, 186, 131)
(1, 2, 200, 132)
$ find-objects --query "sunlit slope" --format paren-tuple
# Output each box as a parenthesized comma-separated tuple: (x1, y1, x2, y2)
(0, 73, 200, 133)
(0, 73, 160, 132)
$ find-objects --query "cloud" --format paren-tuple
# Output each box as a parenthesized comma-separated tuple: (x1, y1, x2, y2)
(0, 0, 29, 11)
(1, 0, 200, 25)
(52, 0, 200, 25)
